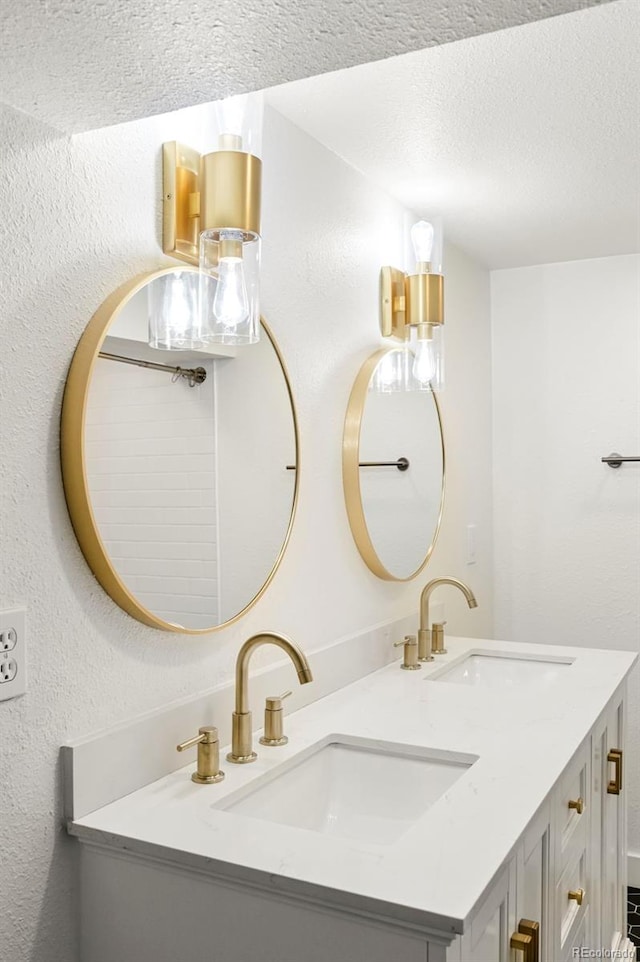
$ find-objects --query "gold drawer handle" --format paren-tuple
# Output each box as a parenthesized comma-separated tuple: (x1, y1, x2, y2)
(511, 919, 539, 962)
(568, 888, 585, 906)
(510, 932, 532, 960)
(607, 749, 623, 795)
(568, 797, 584, 814)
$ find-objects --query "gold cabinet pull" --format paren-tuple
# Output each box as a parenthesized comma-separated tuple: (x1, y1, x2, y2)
(568, 797, 584, 814)
(177, 725, 225, 785)
(519, 919, 540, 962)
(511, 919, 539, 962)
(568, 888, 585, 906)
(607, 749, 623, 795)
(510, 933, 532, 960)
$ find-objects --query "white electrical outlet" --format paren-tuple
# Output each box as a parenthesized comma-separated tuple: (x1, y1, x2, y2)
(0, 608, 26, 701)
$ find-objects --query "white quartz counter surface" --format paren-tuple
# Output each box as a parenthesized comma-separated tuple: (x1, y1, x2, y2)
(69, 637, 636, 937)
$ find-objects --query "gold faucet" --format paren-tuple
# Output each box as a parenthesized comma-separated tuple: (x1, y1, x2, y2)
(418, 578, 478, 660)
(227, 632, 313, 764)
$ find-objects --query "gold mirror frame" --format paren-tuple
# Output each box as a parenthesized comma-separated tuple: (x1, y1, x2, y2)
(61, 267, 300, 634)
(342, 348, 445, 582)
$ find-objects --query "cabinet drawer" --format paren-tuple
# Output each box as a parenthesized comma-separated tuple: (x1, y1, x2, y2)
(556, 844, 589, 954)
(556, 741, 589, 870)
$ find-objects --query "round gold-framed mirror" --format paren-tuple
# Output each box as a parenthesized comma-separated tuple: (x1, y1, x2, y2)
(342, 347, 445, 582)
(61, 267, 299, 634)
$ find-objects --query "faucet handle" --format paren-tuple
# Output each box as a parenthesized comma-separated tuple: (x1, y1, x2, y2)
(260, 691, 292, 747)
(431, 621, 448, 655)
(265, 690, 292, 710)
(176, 726, 225, 785)
(394, 635, 421, 671)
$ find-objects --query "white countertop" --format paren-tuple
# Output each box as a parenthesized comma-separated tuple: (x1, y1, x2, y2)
(69, 636, 636, 937)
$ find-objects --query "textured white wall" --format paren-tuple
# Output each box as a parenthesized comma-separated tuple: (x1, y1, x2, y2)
(86, 357, 220, 629)
(491, 255, 640, 849)
(0, 101, 493, 961)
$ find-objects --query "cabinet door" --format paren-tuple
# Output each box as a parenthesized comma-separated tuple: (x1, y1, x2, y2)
(562, 906, 590, 962)
(460, 861, 517, 962)
(592, 690, 627, 951)
(517, 804, 552, 962)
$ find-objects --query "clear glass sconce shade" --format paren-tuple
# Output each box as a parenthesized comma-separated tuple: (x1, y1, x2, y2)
(199, 230, 261, 345)
(148, 270, 201, 350)
(371, 348, 414, 393)
(213, 92, 264, 156)
(410, 217, 443, 274)
(410, 325, 445, 391)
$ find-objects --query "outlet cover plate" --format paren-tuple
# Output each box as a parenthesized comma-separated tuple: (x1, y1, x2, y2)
(0, 608, 26, 701)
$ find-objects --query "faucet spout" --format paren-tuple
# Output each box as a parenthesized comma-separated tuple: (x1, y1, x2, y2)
(229, 632, 313, 763)
(418, 578, 478, 661)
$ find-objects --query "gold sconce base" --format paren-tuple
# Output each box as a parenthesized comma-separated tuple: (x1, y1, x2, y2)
(162, 142, 201, 265)
(162, 141, 263, 267)
(379, 266, 407, 338)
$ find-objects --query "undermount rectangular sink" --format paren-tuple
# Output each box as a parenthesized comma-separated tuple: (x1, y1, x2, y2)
(217, 737, 477, 845)
(430, 651, 574, 688)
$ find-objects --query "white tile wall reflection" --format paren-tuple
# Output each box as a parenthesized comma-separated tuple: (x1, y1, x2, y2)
(85, 356, 219, 628)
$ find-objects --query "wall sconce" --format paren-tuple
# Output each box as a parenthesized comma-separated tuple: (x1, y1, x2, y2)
(160, 94, 263, 348)
(378, 219, 445, 391)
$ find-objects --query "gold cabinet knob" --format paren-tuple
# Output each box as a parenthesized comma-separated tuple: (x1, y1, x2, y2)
(177, 725, 225, 785)
(568, 797, 584, 814)
(259, 690, 292, 746)
(394, 635, 421, 671)
(568, 888, 585, 906)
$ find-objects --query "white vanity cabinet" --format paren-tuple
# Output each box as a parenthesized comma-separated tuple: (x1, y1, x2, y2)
(448, 689, 631, 962)
(592, 692, 628, 952)
(68, 640, 637, 962)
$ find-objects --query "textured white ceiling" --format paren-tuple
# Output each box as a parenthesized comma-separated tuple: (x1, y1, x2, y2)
(268, 1, 640, 269)
(0, 0, 612, 133)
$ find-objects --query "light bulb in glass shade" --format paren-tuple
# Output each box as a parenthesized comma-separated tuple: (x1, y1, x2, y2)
(411, 220, 434, 269)
(212, 232, 250, 330)
(148, 271, 200, 350)
(167, 275, 191, 336)
(413, 336, 436, 385)
(375, 351, 401, 392)
(215, 94, 248, 150)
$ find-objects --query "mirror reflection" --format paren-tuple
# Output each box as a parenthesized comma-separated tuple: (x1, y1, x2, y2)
(83, 271, 297, 631)
(344, 348, 444, 581)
